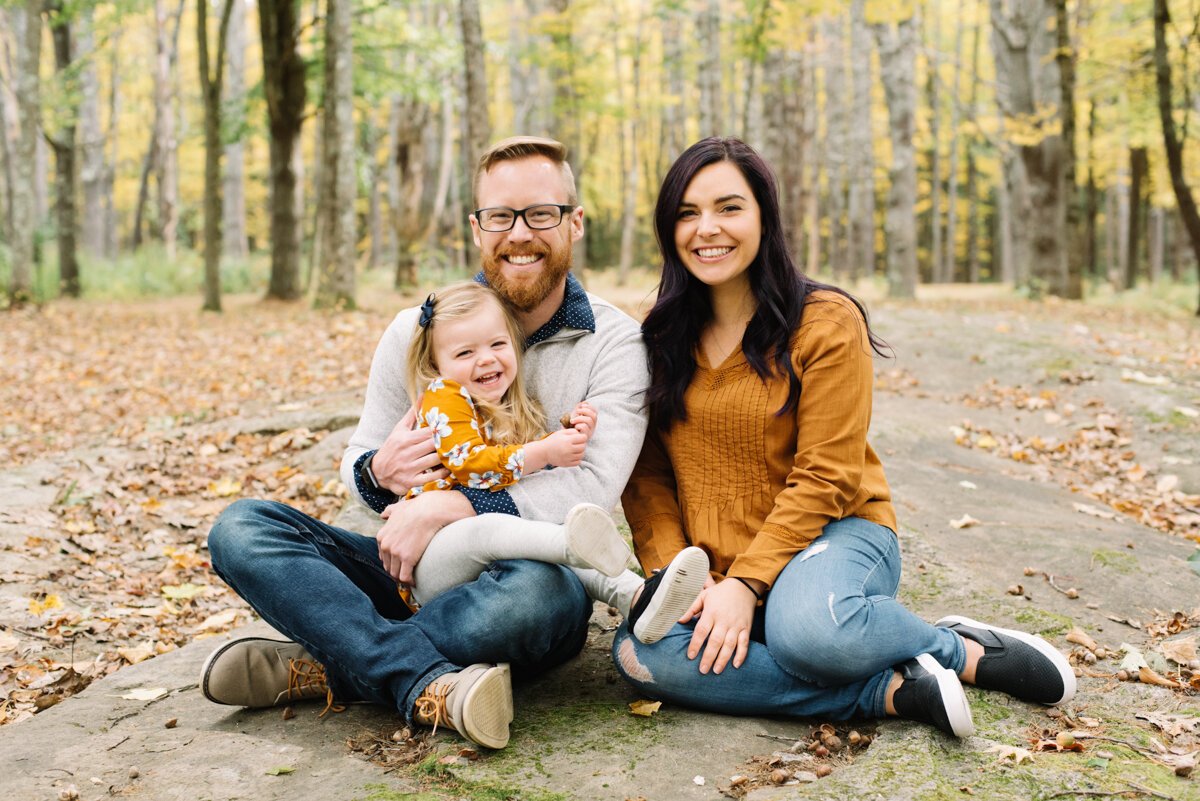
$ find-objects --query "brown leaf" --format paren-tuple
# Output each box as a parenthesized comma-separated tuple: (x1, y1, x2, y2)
(1066, 627, 1099, 651)
(1138, 666, 1182, 688)
(1161, 636, 1197, 665)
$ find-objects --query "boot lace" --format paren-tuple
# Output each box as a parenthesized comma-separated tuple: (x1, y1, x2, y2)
(414, 680, 453, 736)
(286, 658, 345, 718)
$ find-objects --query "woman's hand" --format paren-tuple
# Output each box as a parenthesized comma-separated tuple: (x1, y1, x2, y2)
(686, 577, 758, 675)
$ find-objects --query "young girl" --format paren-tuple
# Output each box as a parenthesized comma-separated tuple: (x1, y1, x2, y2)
(399, 281, 707, 645)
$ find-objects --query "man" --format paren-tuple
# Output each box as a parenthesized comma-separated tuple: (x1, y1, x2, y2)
(200, 137, 649, 750)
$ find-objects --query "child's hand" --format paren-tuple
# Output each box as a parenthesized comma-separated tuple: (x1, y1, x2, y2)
(542, 427, 588, 468)
(569, 401, 598, 440)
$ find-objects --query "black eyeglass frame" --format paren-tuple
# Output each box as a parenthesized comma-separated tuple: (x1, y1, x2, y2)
(472, 204, 576, 233)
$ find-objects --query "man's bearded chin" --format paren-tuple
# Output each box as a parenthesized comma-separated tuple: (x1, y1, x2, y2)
(482, 246, 573, 313)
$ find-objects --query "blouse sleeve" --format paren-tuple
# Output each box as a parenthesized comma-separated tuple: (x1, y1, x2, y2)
(621, 426, 692, 575)
(726, 298, 877, 588)
(417, 379, 527, 493)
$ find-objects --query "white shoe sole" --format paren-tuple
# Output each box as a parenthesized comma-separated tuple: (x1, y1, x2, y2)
(935, 614, 1077, 705)
(564, 503, 631, 577)
(457, 664, 514, 750)
(915, 653, 975, 738)
(632, 547, 709, 645)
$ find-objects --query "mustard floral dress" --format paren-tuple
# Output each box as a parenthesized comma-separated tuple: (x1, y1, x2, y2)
(404, 378, 526, 499)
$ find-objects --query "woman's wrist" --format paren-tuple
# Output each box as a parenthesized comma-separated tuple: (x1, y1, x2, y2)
(730, 576, 767, 605)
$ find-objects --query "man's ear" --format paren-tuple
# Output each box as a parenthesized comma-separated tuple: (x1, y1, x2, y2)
(469, 215, 483, 248)
(569, 206, 584, 243)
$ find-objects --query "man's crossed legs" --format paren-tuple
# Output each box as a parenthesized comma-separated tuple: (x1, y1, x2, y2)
(200, 499, 592, 748)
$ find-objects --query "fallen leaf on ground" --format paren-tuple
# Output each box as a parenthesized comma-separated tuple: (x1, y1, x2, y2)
(1161, 636, 1197, 665)
(1073, 502, 1116, 520)
(161, 583, 205, 601)
(1138, 666, 1183, 688)
(265, 766, 295, 776)
(119, 687, 167, 701)
(986, 744, 1033, 764)
(28, 595, 63, 616)
(949, 514, 980, 529)
(1066, 627, 1099, 651)
(629, 699, 662, 717)
(117, 644, 155, 665)
(1119, 644, 1148, 672)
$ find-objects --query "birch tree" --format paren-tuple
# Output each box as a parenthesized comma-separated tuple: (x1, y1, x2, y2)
(872, 7, 919, 299)
(45, 1, 81, 297)
(460, 0, 490, 165)
(222, 0, 249, 259)
(848, 0, 876, 280)
(7, 1, 40, 306)
(989, 0, 1069, 297)
(77, 9, 107, 258)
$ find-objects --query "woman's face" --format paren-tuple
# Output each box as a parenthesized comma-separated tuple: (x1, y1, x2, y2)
(673, 160, 762, 293)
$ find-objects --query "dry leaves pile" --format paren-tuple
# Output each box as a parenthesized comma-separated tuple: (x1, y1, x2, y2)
(0, 299, 399, 725)
(718, 725, 875, 798)
(951, 380, 1200, 541)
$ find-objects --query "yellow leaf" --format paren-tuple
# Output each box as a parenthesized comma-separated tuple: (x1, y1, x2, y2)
(628, 699, 662, 717)
(975, 435, 998, 450)
(140, 497, 163, 511)
(161, 583, 205, 601)
(987, 744, 1033, 764)
(208, 477, 242, 497)
(28, 594, 63, 616)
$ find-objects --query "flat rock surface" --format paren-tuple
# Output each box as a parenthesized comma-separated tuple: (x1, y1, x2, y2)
(3, 297, 1199, 801)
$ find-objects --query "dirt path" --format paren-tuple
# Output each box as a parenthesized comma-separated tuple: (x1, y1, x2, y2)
(1, 289, 1198, 800)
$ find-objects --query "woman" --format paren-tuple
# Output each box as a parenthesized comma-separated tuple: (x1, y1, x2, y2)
(613, 137, 1076, 737)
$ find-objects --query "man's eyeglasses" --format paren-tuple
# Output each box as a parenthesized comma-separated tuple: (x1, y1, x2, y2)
(473, 204, 575, 233)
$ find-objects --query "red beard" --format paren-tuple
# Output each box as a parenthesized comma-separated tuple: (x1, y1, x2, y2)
(482, 242, 573, 313)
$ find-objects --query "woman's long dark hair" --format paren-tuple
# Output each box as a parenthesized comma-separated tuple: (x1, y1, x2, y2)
(643, 136, 889, 431)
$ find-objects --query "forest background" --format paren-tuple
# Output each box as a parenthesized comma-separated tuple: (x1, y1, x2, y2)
(1, 0, 1200, 313)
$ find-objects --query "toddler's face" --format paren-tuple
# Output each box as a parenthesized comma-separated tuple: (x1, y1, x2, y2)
(431, 301, 518, 403)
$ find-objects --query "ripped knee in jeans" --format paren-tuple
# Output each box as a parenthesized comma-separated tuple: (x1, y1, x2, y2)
(617, 636, 655, 684)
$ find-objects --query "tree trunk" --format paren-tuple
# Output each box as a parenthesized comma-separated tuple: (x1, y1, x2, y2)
(697, 0, 722, 136)
(364, 117, 385, 270)
(1055, 0, 1081, 298)
(459, 0, 490, 165)
(77, 10, 106, 259)
(198, 0, 235, 312)
(989, 0, 1069, 298)
(314, 0, 357, 310)
(0, 10, 15, 246)
(47, 2, 80, 297)
(222, 0, 248, 259)
(1154, 0, 1200, 314)
(925, 2, 943, 283)
(762, 49, 805, 264)
(1148, 206, 1165, 283)
(153, 0, 183, 261)
(391, 95, 430, 290)
(616, 12, 642, 286)
(965, 0, 983, 282)
(103, 35, 119, 257)
(1126, 146, 1147, 290)
(824, 14, 849, 281)
(260, 0, 307, 300)
(547, 0, 585, 271)
(8, 1, 41, 306)
(660, 2, 686, 166)
(848, 0, 876, 281)
(1083, 101, 1098, 279)
(942, 0, 966, 283)
(872, 13, 920, 299)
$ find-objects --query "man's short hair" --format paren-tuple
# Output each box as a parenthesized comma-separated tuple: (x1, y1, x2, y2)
(474, 136, 578, 206)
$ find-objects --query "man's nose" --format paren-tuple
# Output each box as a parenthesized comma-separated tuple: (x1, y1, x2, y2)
(507, 215, 534, 242)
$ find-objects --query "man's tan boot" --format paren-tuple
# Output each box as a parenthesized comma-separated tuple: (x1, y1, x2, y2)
(413, 663, 513, 749)
(200, 637, 343, 716)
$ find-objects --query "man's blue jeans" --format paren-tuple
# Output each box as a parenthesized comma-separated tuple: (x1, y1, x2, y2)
(207, 499, 592, 722)
(611, 517, 965, 720)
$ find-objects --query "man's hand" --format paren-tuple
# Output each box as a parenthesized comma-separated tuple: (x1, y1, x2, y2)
(377, 491, 475, 585)
(370, 405, 449, 494)
(685, 577, 758, 675)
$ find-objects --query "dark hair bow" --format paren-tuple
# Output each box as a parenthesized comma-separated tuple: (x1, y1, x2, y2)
(418, 293, 436, 328)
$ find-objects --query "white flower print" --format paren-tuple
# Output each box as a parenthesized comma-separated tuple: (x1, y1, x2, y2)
(423, 407, 451, 447)
(427, 377, 445, 393)
(468, 470, 502, 490)
(444, 442, 472, 468)
(505, 448, 525, 482)
(458, 385, 476, 410)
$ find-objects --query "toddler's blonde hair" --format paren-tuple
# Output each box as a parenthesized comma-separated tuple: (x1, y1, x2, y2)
(406, 282, 547, 445)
